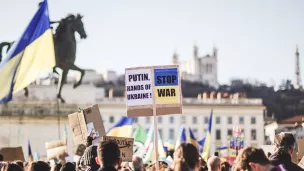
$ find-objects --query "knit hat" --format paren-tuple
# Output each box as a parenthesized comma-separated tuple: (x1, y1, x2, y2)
(81, 145, 98, 167)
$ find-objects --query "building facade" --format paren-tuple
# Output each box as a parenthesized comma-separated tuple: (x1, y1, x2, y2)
(173, 45, 218, 88)
(0, 97, 264, 160)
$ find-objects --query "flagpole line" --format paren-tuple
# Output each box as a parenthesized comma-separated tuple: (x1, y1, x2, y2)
(151, 66, 160, 171)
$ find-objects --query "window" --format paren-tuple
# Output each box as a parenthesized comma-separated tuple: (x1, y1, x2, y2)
(170, 116, 174, 124)
(241, 129, 245, 136)
(181, 116, 186, 123)
(158, 129, 163, 139)
(251, 129, 257, 140)
(228, 129, 233, 136)
(109, 116, 114, 123)
(134, 118, 138, 123)
(205, 64, 213, 74)
(216, 117, 221, 124)
(192, 116, 197, 124)
(239, 117, 244, 124)
(146, 117, 151, 124)
(228, 117, 232, 124)
(169, 129, 174, 140)
(216, 129, 221, 140)
(193, 129, 198, 137)
(204, 117, 208, 124)
(158, 117, 162, 124)
(251, 117, 256, 124)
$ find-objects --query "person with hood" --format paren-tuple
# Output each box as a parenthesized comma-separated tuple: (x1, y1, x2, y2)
(269, 132, 304, 171)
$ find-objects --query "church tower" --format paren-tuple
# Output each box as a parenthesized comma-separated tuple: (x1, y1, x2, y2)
(213, 46, 218, 59)
(172, 52, 179, 64)
(194, 45, 198, 59)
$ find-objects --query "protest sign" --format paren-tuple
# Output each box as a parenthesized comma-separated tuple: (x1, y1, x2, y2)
(68, 104, 106, 145)
(125, 65, 182, 170)
(298, 139, 304, 160)
(153, 66, 182, 115)
(125, 67, 153, 117)
(0, 147, 25, 161)
(299, 155, 304, 168)
(125, 65, 182, 117)
(101, 136, 134, 162)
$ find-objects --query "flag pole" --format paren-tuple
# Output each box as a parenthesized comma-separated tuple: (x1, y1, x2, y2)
(151, 67, 159, 171)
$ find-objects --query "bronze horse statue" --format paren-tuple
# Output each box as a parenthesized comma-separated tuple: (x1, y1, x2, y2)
(0, 13, 87, 103)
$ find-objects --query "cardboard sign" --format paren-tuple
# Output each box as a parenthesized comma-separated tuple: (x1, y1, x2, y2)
(299, 155, 304, 168)
(101, 136, 134, 162)
(298, 139, 304, 160)
(125, 65, 182, 117)
(45, 140, 68, 160)
(68, 104, 106, 145)
(0, 147, 25, 161)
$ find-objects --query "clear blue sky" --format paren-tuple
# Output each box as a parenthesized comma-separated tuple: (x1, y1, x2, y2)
(1, 0, 304, 86)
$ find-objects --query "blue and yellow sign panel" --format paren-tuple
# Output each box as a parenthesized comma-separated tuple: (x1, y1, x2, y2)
(154, 68, 180, 104)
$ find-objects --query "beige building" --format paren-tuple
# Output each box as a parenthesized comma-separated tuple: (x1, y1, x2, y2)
(0, 96, 264, 161)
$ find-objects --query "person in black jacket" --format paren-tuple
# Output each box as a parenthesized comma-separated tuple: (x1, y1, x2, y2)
(269, 132, 304, 171)
(97, 140, 122, 171)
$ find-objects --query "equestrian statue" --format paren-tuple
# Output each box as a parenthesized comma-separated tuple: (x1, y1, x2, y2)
(0, 4, 87, 103)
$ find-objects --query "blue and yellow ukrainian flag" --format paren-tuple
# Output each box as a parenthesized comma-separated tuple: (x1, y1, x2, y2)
(188, 128, 200, 149)
(175, 126, 186, 150)
(28, 140, 33, 162)
(107, 117, 134, 137)
(0, 0, 55, 103)
(202, 110, 213, 161)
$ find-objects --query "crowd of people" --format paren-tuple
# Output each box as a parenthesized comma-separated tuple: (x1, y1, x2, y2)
(0, 132, 304, 171)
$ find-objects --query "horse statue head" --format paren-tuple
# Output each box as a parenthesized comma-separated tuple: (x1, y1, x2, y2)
(56, 13, 87, 40)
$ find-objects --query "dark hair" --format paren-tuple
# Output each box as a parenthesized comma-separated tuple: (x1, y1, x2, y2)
(60, 162, 75, 171)
(29, 161, 50, 171)
(274, 132, 296, 155)
(234, 147, 269, 171)
(13, 161, 23, 169)
(1, 163, 23, 171)
(174, 158, 190, 171)
(98, 140, 120, 167)
(175, 143, 199, 169)
(86, 136, 93, 147)
(0, 154, 3, 161)
(221, 162, 230, 171)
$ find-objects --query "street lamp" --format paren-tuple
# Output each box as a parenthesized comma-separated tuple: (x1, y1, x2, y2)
(228, 125, 244, 156)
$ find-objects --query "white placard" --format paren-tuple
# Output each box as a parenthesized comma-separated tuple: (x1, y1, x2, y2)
(125, 68, 153, 106)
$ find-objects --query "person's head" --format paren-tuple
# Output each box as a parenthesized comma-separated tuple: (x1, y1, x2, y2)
(173, 158, 190, 171)
(132, 156, 144, 171)
(60, 162, 75, 171)
(207, 156, 221, 171)
(273, 132, 296, 156)
(1, 163, 22, 171)
(97, 140, 121, 168)
(267, 152, 271, 159)
(51, 163, 62, 171)
(0, 154, 3, 162)
(28, 161, 50, 171)
(234, 147, 273, 171)
(220, 162, 230, 171)
(13, 161, 23, 170)
(174, 143, 199, 170)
